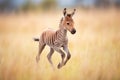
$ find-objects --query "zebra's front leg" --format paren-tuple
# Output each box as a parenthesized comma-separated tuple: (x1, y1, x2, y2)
(54, 48, 65, 69)
(63, 45, 71, 65)
(47, 48, 54, 68)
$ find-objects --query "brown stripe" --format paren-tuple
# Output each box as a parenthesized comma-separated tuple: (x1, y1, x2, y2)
(55, 31, 58, 39)
(50, 35, 53, 45)
(51, 35, 54, 45)
(48, 36, 50, 45)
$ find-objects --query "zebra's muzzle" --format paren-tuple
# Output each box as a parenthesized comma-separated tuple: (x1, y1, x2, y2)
(71, 29, 76, 34)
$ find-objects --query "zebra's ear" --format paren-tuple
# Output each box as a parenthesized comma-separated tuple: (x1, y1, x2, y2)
(71, 9, 76, 17)
(63, 8, 67, 16)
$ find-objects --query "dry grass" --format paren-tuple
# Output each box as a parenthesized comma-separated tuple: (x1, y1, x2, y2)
(0, 9, 120, 80)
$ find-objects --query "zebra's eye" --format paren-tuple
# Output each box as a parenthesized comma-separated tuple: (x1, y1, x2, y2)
(67, 23, 70, 25)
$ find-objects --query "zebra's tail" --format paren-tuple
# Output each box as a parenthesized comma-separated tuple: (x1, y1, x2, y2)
(33, 38, 39, 41)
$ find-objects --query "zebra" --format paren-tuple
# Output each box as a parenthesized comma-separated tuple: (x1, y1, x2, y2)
(34, 8, 76, 69)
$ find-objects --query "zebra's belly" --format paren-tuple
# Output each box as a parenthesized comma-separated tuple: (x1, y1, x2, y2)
(46, 40, 65, 48)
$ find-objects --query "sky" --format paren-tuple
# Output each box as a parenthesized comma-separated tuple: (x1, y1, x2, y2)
(1, 0, 119, 8)
(0, 0, 95, 7)
(11, 0, 26, 6)
(57, 0, 76, 7)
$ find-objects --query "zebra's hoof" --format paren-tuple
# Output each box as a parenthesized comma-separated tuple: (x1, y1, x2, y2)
(57, 63, 62, 69)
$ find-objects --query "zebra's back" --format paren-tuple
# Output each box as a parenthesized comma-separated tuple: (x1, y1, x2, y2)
(41, 29, 57, 46)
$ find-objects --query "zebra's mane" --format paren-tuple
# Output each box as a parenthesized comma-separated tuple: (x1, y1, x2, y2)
(59, 17, 63, 28)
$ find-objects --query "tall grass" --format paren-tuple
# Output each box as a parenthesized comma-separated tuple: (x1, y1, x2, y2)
(0, 9, 120, 80)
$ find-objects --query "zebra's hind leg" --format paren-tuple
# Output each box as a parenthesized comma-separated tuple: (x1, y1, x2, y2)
(47, 48, 54, 68)
(36, 42, 46, 63)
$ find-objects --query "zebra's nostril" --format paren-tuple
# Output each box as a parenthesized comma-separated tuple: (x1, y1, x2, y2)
(71, 29, 76, 34)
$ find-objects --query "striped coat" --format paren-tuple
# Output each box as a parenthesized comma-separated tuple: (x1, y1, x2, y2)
(40, 28, 68, 48)
(34, 8, 76, 69)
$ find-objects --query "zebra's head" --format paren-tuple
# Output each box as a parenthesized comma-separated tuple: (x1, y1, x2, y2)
(61, 8, 76, 34)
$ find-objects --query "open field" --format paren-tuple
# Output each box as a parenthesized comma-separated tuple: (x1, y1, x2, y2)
(0, 9, 120, 80)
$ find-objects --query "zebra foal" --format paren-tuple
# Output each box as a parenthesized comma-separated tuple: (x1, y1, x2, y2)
(34, 8, 76, 69)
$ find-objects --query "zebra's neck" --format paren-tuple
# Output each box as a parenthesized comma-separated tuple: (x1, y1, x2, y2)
(56, 27, 67, 39)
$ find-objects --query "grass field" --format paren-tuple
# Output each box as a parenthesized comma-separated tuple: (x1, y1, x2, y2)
(0, 9, 120, 80)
